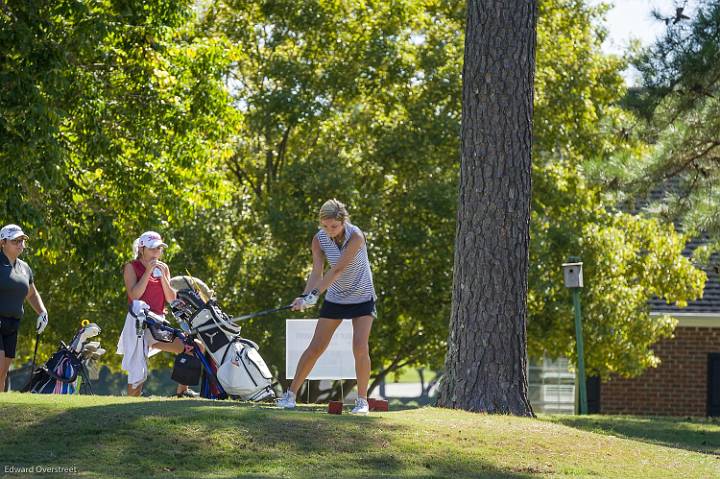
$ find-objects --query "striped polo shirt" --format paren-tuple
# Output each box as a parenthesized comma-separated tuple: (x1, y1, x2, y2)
(316, 222, 376, 305)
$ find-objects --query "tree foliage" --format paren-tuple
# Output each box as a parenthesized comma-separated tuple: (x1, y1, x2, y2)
(0, 0, 706, 388)
(196, 0, 705, 385)
(1, 0, 237, 359)
(529, 160, 704, 377)
(528, 0, 706, 378)
(191, 0, 463, 396)
(623, 2, 720, 237)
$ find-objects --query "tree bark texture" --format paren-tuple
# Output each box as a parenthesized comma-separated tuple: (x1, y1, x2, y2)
(436, 0, 537, 416)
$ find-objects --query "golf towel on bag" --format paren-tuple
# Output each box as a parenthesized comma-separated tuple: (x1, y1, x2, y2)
(117, 309, 162, 388)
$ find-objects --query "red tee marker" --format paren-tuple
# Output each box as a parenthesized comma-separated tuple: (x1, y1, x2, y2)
(328, 400, 343, 414)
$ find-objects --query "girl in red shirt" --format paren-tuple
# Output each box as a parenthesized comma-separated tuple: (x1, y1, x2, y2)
(122, 231, 195, 397)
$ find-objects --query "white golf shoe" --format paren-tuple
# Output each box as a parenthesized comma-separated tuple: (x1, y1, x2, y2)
(350, 398, 369, 415)
(276, 391, 296, 409)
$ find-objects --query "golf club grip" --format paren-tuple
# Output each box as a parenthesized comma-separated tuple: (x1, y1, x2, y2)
(144, 317, 187, 341)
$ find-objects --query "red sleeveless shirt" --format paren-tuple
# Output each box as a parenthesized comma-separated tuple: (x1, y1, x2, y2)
(127, 260, 166, 315)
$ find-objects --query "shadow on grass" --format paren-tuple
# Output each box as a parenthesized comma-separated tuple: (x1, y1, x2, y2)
(544, 415, 720, 456)
(0, 398, 534, 479)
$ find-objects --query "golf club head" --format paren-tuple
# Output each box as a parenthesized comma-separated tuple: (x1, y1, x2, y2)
(69, 329, 86, 351)
(82, 341, 100, 353)
(83, 324, 101, 339)
(73, 324, 102, 352)
(82, 346, 103, 359)
(85, 348, 105, 363)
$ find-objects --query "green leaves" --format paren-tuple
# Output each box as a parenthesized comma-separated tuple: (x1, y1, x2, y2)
(0, 0, 706, 384)
(1, 0, 237, 362)
(529, 160, 705, 378)
(621, 2, 720, 236)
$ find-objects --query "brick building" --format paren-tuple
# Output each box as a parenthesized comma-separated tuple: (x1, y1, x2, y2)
(598, 247, 720, 417)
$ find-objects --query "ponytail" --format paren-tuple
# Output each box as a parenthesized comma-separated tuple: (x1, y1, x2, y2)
(132, 238, 141, 259)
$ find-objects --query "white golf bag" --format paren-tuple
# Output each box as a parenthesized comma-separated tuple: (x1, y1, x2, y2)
(172, 288, 275, 401)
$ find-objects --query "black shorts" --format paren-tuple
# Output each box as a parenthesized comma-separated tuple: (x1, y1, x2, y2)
(319, 299, 376, 320)
(0, 317, 21, 358)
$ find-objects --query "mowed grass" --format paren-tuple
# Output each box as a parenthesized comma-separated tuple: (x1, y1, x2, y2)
(0, 393, 719, 478)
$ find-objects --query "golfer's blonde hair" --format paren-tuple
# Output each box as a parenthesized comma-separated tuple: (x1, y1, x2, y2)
(319, 199, 350, 223)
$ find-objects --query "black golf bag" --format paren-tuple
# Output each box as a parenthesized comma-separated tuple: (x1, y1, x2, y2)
(22, 322, 104, 395)
(23, 345, 83, 394)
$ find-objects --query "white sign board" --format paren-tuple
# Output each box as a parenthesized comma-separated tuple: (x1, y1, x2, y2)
(285, 319, 356, 380)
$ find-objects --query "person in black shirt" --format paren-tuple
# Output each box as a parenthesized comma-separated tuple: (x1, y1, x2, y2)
(0, 224, 49, 392)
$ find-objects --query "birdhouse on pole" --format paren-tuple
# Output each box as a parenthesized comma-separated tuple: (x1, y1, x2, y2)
(562, 262, 583, 288)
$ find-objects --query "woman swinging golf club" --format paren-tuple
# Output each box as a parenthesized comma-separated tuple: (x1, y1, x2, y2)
(277, 199, 376, 414)
(117, 231, 198, 397)
(0, 224, 49, 392)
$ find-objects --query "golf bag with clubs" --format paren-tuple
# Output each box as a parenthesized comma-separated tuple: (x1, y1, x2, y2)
(169, 287, 277, 401)
(22, 322, 105, 394)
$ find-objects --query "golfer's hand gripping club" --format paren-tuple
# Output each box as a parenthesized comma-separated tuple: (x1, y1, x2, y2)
(36, 311, 48, 334)
(300, 289, 319, 311)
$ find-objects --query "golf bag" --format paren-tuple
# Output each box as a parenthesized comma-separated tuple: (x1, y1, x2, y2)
(24, 345, 82, 394)
(171, 288, 275, 401)
(23, 322, 104, 394)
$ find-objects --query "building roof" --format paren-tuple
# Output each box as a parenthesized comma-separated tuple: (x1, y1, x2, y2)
(649, 235, 720, 314)
(634, 177, 720, 314)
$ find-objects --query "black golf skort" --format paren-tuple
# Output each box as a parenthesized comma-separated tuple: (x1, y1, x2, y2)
(318, 299, 377, 320)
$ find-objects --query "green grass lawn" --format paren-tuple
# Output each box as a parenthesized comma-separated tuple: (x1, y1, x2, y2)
(1, 393, 718, 478)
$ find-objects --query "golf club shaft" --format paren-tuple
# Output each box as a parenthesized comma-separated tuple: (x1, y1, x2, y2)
(190, 304, 293, 335)
(230, 304, 293, 322)
(20, 334, 41, 393)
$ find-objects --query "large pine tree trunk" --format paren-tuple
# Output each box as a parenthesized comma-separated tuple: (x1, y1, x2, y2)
(436, 0, 537, 415)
